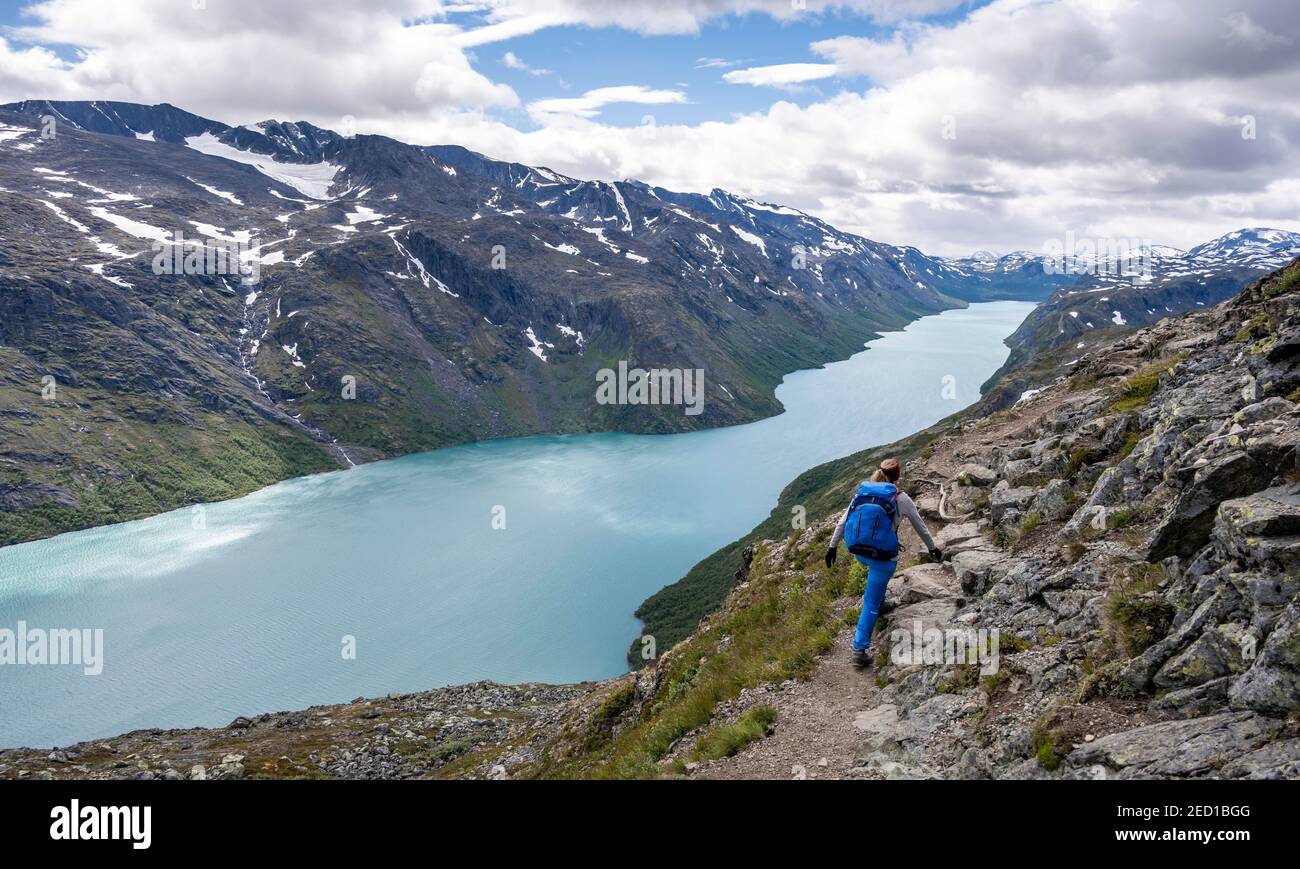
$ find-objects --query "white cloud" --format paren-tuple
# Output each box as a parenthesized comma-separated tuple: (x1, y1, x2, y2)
(3, 0, 1299, 255)
(502, 50, 551, 75)
(695, 57, 745, 70)
(723, 62, 839, 87)
(1, 0, 519, 124)
(527, 85, 687, 121)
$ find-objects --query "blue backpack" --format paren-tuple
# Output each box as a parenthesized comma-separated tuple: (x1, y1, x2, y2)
(844, 482, 899, 560)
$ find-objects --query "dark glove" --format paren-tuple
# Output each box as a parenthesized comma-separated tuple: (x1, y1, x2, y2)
(824, 546, 838, 569)
(930, 547, 943, 561)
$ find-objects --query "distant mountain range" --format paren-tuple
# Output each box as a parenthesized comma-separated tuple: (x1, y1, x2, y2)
(0, 98, 1293, 545)
(983, 227, 1300, 397)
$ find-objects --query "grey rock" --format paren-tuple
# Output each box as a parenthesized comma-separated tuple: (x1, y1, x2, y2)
(1148, 450, 1276, 560)
(1002, 458, 1040, 486)
(1153, 624, 1249, 690)
(1150, 678, 1231, 720)
(1219, 738, 1300, 779)
(935, 522, 981, 549)
(1036, 478, 1074, 522)
(1213, 483, 1300, 571)
(1229, 598, 1300, 713)
(1233, 397, 1294, 426)
(1066, 711, 1271, 777)
(989, 486, 1036, 525)
(889, 563, 952, 606)
(956, 464, 997, 487)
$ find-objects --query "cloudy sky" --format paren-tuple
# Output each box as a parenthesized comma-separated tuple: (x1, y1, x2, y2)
(1, 0, 1297, 255)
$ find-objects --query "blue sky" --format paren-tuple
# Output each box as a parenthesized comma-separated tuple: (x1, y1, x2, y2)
(475, 15, 890, 128)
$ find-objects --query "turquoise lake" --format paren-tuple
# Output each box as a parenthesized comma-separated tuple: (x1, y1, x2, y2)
(0, 301, 1035, 748)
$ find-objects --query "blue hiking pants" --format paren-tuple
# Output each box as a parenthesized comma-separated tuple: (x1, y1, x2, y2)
(852, 555, 898, 651)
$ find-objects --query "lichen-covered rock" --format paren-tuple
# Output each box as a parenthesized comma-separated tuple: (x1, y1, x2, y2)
(1153, 623, 1250, 690)
(1066, 712, 1272, 778)
(989, 486, 1036, 525)
(1148, 450, 1276, 559)
(1212, 483, 1300, 572)
(1229, 598, 1300, 713)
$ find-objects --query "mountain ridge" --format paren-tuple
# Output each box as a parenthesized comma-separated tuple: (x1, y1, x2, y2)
(1, 99, 975, 545)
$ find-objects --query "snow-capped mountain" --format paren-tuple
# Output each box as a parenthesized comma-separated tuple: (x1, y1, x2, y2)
(0, 99, 997, 544)
(984, 228, 1300, 399)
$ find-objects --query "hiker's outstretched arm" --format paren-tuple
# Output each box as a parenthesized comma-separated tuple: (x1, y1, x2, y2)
(898, 494, 937, 551)
(829, 505, 851, 547)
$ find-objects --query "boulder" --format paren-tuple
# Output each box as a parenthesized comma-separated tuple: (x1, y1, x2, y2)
(1212, 483, 1300, 571)
(989, 487, 1036, 525)
(1147, 451, 1276, 560)
(1219, 738, 1300, 779)
(1232, 397, 1294, 426)
(1002, 458, 1040, 486)
(1150, 678, 1231, 720)
(1265, 326, 1300, 362)
(889, 563, 952, 606)
(1229, 598, 1300, 713)
(950, 547, 1012, 596)
(1066, 711, 1272, 778)
(1153, 623, 1250, 690)
(1036, 478, 1074, 522)
(956, 464, 997, 487)
(935, 522, 981, 549)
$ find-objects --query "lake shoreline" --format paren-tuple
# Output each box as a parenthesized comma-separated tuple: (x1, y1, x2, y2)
(0, 301, 985, 553)
(0, 301, 1037, 749)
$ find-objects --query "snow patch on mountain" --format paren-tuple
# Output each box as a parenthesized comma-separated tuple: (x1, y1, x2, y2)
(185, 132, 339, 199)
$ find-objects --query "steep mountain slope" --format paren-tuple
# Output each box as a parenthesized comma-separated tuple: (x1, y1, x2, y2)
(1, 100, 981, 545)
(5, 259, 1296, 779)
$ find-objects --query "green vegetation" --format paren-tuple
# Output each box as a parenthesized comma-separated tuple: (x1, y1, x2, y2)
(1106, 353, 1186, 413)
(1233, 313, 1271, 343)
(1116, 427, 1147, 460)
(999, 633, 1035, 654)
(693, 705, 778, 761)
(583, 682, 637, 750)
(1263, 264, 1300, 299)
(1109, 373, 1161, 412)
(1068, 371, 1098, 392)
(998, 511, 1042, 548)
(1106, 508, 1137, 529)
(1100, 564, 1173, 660)
(547, 540, 864, 778)
(1065, 446, 1107, 480)
(937, 664, 980, 695)
(1030, 708, 1071, 771)
(0, 413, 334, 547)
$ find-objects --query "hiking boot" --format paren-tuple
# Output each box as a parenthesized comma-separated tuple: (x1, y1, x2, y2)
(851, 646, 871, 669)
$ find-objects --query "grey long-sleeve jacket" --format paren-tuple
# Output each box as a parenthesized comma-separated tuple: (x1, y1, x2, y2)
(829, 485, 937, 555)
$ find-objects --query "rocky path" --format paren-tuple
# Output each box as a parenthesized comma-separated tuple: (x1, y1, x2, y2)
(693, 407, 1042, 779)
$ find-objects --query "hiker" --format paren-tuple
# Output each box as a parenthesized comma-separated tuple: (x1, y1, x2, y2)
(824, 458, 942, 669)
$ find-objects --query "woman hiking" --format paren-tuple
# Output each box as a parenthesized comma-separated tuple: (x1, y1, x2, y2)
(824, 458, 942, 669)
